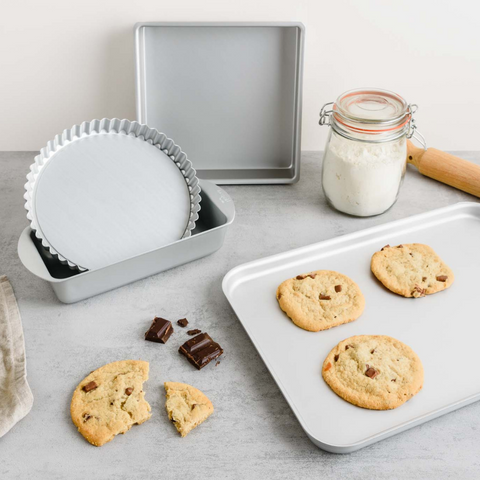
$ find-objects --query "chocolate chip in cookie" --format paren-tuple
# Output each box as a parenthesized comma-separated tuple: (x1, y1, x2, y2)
(83, 381, 98, 393)
(412, 285, 426, 298)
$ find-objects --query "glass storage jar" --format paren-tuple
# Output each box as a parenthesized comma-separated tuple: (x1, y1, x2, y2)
(319, 88, 418, 217)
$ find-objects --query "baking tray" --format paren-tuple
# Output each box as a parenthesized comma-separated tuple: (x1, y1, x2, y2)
(135, 22, 304, 184)
(223, 202, 480, 453)
(18, 180, 234, 303)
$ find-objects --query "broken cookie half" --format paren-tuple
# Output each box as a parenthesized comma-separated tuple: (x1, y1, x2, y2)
(70, 360, 151, 447)
(165, 382, 213, 437)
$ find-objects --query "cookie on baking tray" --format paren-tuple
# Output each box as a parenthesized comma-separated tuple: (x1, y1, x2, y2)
(322, 335, 424, 410)
(164, 382, 213, 437)
(371, 243, 454, 298)
(70, 360, 151, 447)
(276, 270, 365, 332)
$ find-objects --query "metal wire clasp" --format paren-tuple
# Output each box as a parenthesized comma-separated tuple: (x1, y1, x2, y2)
(406, 104, 427, 149)
(319, 102, 334, 126)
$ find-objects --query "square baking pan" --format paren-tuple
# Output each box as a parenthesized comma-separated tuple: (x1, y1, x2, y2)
(223, 202, 480, 453)
(18, 180, 235, 303)
(135, 22, 304, 184)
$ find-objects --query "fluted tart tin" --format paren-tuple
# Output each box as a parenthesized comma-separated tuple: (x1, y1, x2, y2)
(24, 119, 201, 271)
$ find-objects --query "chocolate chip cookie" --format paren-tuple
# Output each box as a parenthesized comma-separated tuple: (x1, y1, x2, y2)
(70, 360, 151, 446)
(322, 335, 424, 410)
(164, 382, 213, 437)
(371, 243, 454, 297)
(276, 270, 365, 332)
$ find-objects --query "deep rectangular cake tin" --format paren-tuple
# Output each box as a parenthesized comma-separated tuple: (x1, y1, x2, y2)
(135, 22, 304, 184)
(18, 180, 234, 303)
(223, 202, 480, 453)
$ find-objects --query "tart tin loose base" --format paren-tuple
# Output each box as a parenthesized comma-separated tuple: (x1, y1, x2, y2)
(24, 119, 201, 271)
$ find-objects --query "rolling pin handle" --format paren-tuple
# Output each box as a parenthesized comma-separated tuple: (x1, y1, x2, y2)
(407, 140, 480, 198)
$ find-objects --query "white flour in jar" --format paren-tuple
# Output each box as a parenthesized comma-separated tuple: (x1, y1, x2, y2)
(322, 133, 407, 216)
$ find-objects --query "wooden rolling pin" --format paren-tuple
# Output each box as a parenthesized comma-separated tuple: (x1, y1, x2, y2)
(407, 140, 480, 198)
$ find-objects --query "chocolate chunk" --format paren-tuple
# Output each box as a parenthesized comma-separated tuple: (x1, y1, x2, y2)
(436, 275, 448, 282)
(345, 345, 350, 350)
(295, 272, 317, 280)
(422, 276, 427, 282)
(371, 349, 375, 354)
(397, 245, 403, 248)
(391, 379, 396, 382)
(319, 294, 331, 300)
(145, 317, 174, 344)
(365, 367, 379, 379)
(83, 413, 92, 422)
(125, 387, 133, 396)
(412, 284, 426, 297)
(334, 354, 339, 362)
(83, 381, 97, 393)
(324, 362, 332, 372)
(334, 285, 342, 293)
(177, 318, 189, 328)
(179, 333, 223, 370)
(187, 329, 202, 336)
(381, 244, 390, 251)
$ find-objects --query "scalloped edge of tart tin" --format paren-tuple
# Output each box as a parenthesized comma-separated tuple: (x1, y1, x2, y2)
(24, 118, 201, 271)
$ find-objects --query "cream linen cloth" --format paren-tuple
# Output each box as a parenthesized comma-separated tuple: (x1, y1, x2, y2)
(0, 275, 33, 437)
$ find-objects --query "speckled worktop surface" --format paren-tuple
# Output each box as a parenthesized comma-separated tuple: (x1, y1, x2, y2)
(1, 151, 480, 479)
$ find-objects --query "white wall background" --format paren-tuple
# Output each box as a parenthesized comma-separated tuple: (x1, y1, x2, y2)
(1, 0, 479, 152)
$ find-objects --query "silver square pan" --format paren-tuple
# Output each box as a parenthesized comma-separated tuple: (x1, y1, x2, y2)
(18, 180, 234, 303)
(135, 22, 304, 184)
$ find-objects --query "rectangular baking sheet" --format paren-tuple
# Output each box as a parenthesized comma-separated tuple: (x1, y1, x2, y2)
(135, 22, 304, 184)
(222, 202, 480, 453)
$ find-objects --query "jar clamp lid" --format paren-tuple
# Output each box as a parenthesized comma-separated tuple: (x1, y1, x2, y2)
(319, 88, 425, 146)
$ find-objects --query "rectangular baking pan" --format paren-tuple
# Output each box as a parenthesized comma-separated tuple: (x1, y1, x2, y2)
(18, 180, 234, 303)
(135, 22, 304, 184)
(223, 202, 480, 453)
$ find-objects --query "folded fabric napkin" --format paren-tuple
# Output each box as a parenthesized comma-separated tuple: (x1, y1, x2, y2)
(0, 275, 33, 437)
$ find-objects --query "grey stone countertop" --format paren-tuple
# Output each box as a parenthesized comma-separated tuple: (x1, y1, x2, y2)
(1, 151, 480, 480)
